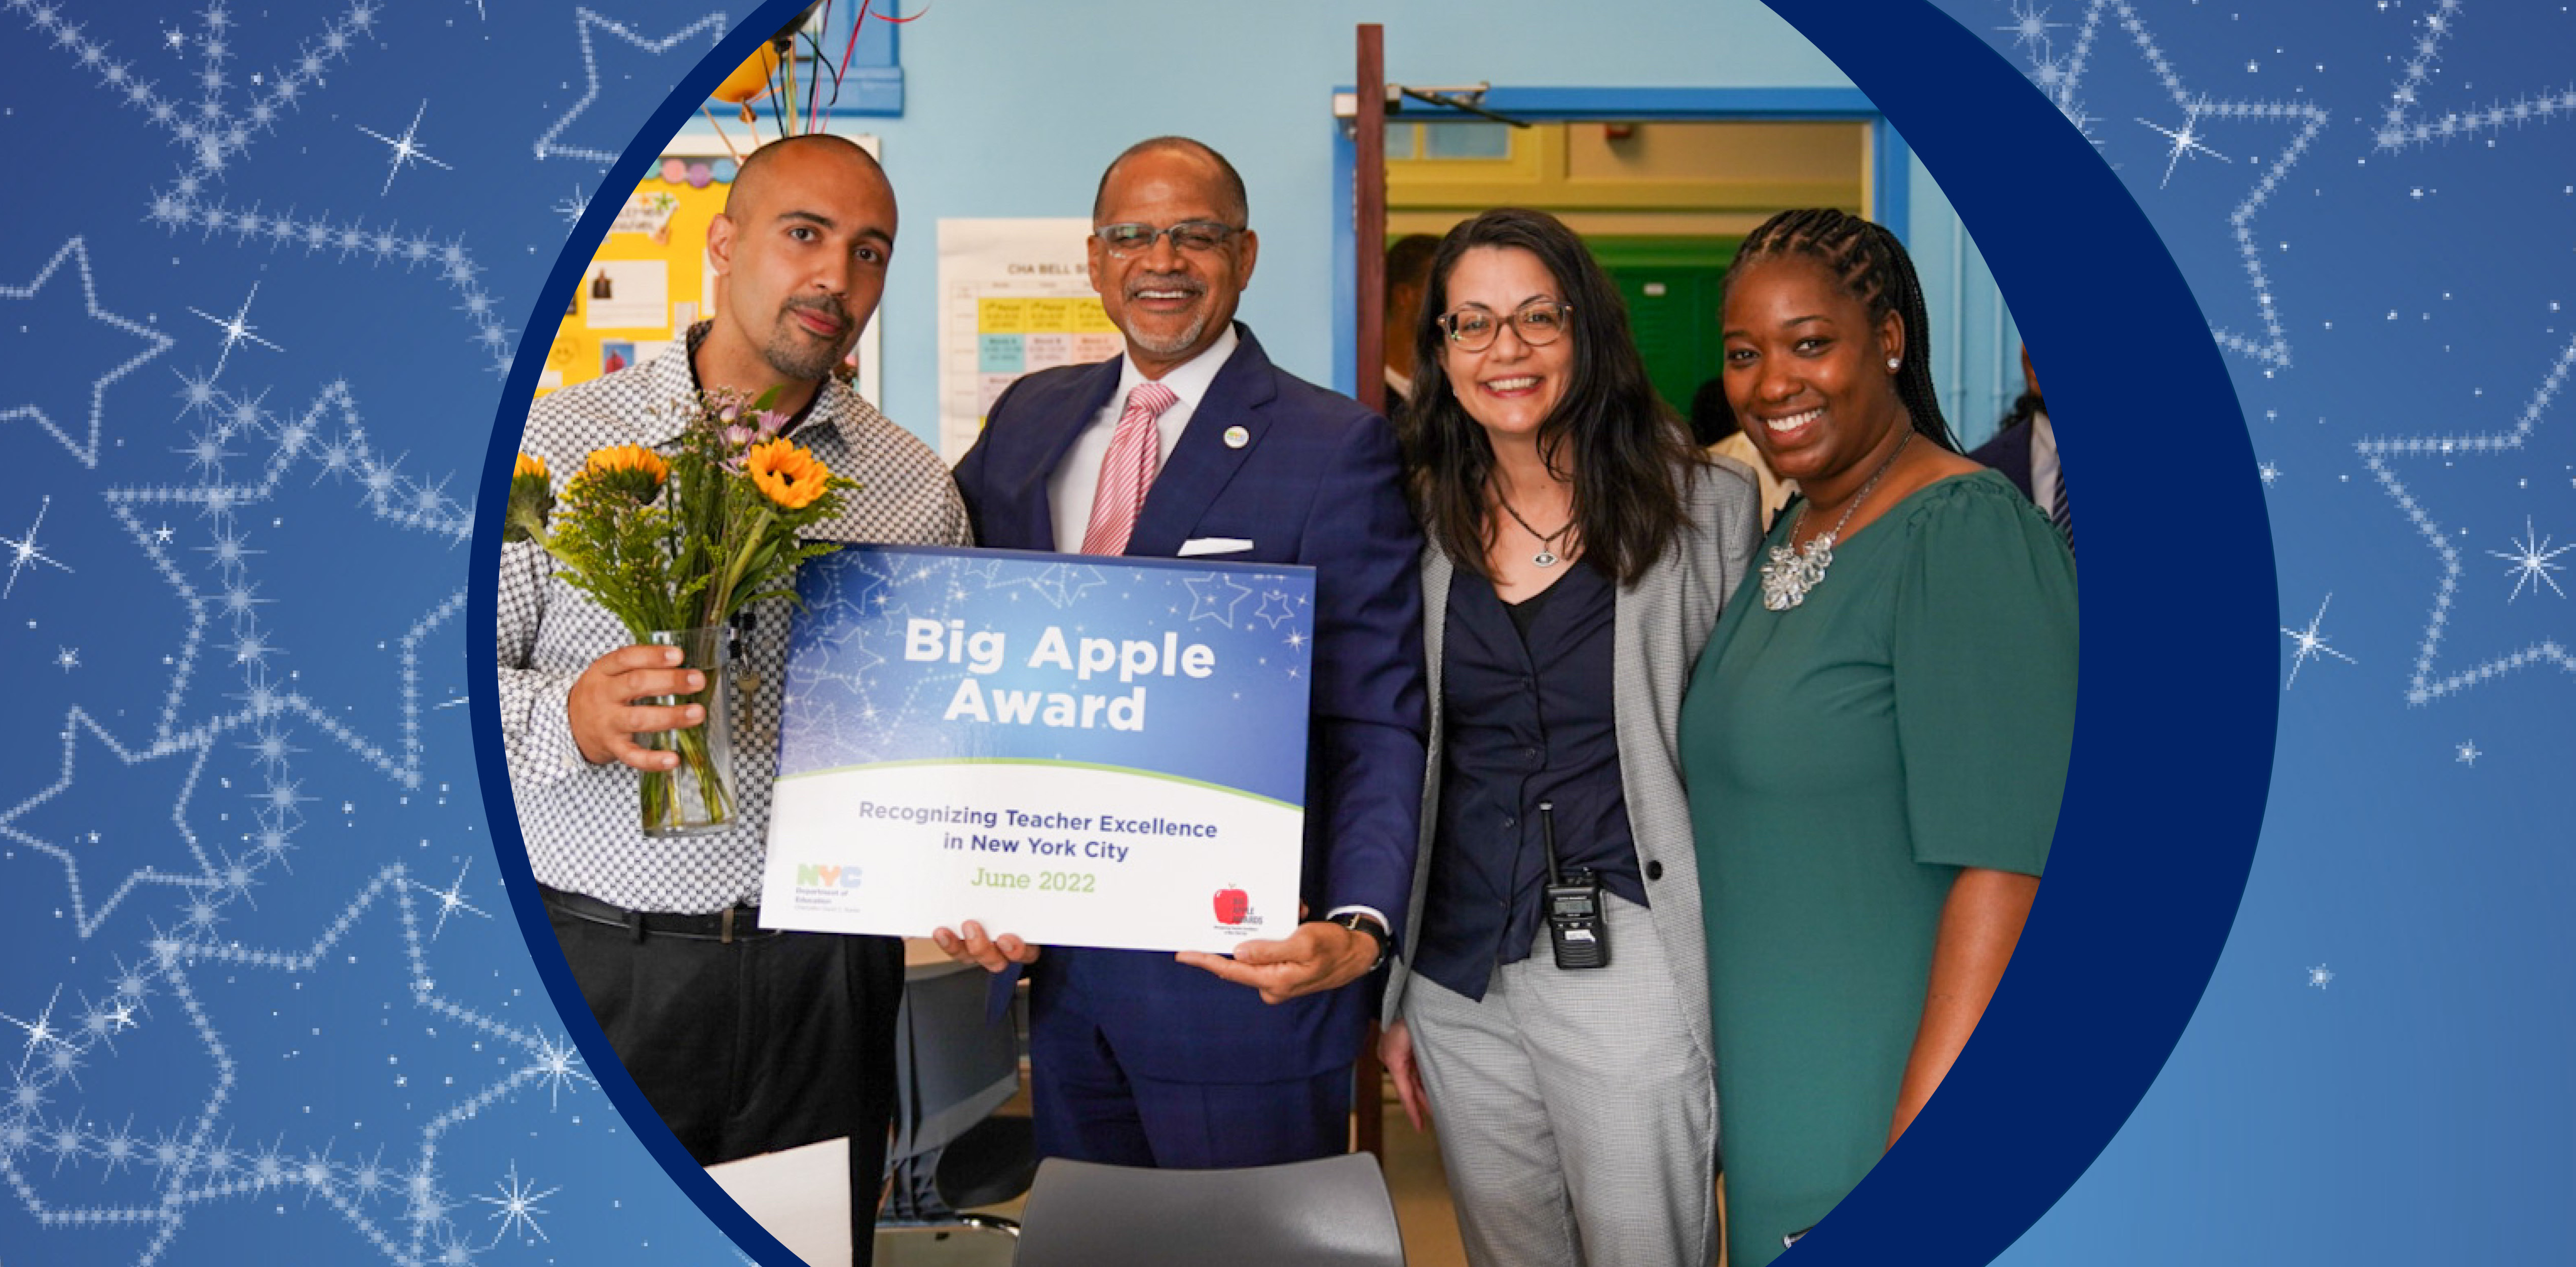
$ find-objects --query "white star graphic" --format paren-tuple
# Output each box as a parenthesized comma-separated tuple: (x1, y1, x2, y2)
(527, 1033, 595, 1111)
(2280, 593, 2357, 690)
(551, 183, 590, 226)
(1996, 0, 2066, 56)
(1, 495, 73, 599)
(413, 858, 490, 942)
(2374, 0, 2576, 152)
(2486, 516, 2571, 602)
(0, 238, 175, 468)
(104, 380, 470, 777)
(0, 985, 72, 1071)
(1183, 572, 1257, 627)
(0, 709, 220, 939)
(355, 99, 452, 196)
(532, 9, 726, 164)
(474, 1161, 557, 1245)
(2136, 109, 2233, 189)
(2357, 331, 2576, 703)
(183, 281, 284, 380)
(2013, 2, 2323, 371)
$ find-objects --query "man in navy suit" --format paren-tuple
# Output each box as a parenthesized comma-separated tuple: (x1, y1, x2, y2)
(935, 137, 1427, 1168)
(1971, 345, 2072, 554)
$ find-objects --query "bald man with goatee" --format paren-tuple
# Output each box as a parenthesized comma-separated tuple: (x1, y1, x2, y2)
(497, 135, 969, 1262)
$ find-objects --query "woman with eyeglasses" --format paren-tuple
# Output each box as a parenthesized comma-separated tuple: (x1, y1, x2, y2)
(1681, 209, 2075, 1266)
(1375, 207, 1762, 1267)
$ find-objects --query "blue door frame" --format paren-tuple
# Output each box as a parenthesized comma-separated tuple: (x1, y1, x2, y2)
(1329, 86, 1907, 394)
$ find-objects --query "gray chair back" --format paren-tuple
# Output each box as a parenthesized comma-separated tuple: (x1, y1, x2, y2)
(1014, 1152, 1406, 1267)
(880, 959, 1025, 1224)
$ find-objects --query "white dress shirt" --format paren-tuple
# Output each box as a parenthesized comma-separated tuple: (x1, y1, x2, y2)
(1047, 324, 1240, 552)
(2028, 410, 2061, 516)
(1039, 323, 1390, 942)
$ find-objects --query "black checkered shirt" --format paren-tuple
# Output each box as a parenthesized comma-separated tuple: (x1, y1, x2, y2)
(497, 333, 973, 913)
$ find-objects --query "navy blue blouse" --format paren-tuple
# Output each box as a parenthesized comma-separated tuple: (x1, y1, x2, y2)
(1411, 563, 1646, 1001)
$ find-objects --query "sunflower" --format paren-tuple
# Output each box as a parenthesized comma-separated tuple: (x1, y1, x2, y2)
(746, 438, 834, 511)
(580, 443, 668, 504)
(504, 453, 557, 543)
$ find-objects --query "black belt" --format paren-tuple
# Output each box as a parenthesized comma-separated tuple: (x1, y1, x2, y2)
(539, 884, 776, 944)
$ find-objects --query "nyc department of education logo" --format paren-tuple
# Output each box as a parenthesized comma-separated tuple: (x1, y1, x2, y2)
(796, 863, 866, 893)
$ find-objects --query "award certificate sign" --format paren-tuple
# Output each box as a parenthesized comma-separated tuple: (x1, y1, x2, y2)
(760, 545, 1315, 953)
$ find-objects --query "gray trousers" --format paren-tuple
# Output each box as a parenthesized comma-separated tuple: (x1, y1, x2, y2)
(1402, 894, 1718, 1267)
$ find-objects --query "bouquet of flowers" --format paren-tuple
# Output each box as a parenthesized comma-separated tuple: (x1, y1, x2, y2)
(509, 388, 856, 835)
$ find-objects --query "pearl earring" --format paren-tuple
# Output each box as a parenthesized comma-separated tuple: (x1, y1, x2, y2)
(1886, 357, 1900, 371)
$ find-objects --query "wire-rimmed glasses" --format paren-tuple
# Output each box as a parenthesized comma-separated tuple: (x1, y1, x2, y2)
(1092, 221, 1246, 258)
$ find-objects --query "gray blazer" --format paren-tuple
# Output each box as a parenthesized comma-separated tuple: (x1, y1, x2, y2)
(1382, 456, 1763, 1069)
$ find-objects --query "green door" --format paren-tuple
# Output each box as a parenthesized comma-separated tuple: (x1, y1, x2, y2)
(1590, 237, 1740, 425)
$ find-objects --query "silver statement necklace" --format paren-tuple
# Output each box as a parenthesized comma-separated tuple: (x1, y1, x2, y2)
(1759, 430, 1914, 612)
(1494, 486, 1573, 568)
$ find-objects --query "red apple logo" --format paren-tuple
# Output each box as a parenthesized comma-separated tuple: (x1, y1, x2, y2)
(1213, 887, 1249, 925)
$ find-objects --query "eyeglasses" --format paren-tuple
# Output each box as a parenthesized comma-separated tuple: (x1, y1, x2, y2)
(1439, 300, 1574, 353)
(1092, 221, 1246, 258)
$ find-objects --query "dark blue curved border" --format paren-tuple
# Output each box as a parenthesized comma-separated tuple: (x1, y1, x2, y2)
(467, 3, 826, 1265)
(1759, 3, 2280, 1264)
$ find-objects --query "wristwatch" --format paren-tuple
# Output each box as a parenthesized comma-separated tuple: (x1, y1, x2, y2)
(1327, 911, 1390, 972)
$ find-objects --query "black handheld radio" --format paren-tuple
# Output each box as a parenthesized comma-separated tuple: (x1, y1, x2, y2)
(1538, 800, 1609, 970)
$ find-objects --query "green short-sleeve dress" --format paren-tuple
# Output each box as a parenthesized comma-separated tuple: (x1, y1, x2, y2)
(1681, 470, 2076, 1267)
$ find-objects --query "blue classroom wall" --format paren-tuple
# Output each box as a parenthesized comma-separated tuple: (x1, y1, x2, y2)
(1913, 165, 2028, 450)
(666, 0, 2025, 451)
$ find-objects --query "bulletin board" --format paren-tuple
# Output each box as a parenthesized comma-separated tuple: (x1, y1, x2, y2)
(935, 218, 1116, 461)
(539, 131, 884, 407)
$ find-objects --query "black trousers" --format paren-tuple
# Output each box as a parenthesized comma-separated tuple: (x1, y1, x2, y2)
(547, 892, 903, 1264)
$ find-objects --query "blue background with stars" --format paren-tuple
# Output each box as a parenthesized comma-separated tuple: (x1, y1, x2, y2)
(0, 0, 751, 1263)
(3, 0, 2572, 1263)
(1933, 1, 2576, 1261)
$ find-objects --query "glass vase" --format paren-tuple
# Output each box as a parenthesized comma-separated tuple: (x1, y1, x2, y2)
(639, 625, 736, 838)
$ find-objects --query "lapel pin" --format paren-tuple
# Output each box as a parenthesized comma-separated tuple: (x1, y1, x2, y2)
(1223, 425, 1250, 450)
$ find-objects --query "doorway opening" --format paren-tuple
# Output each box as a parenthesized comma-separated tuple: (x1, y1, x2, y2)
(1333, 86, 1908, 401)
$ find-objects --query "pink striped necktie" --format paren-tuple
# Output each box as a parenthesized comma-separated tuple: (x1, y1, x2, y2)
(1078, 380, 1181, 556)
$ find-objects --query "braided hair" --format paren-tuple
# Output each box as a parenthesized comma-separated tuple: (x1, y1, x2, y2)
(1724, 208, 1959, 453)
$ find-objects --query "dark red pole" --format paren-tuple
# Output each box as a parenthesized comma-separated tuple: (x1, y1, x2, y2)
(1352, 21, 1389, 1164)
(1356, 24, 1388, 421)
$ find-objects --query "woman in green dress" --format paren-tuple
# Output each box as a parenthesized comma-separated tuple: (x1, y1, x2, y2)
(1679, 209, 2077, 1266)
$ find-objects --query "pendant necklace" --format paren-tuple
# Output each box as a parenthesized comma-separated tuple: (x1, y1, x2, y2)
(1494, 485, 1573, 568)
(1759, 430, 1914, 612)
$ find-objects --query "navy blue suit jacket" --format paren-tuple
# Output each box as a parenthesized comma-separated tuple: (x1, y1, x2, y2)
(952, 324, 1428, 1082)
(1971, 419, 2038, 502)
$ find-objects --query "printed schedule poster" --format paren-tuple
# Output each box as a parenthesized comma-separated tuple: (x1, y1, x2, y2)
(760, 545, 1317, 953)
(935, 217, 1124, 461)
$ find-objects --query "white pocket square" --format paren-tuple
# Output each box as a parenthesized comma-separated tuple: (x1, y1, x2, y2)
(1177, 537, 1254, 557)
